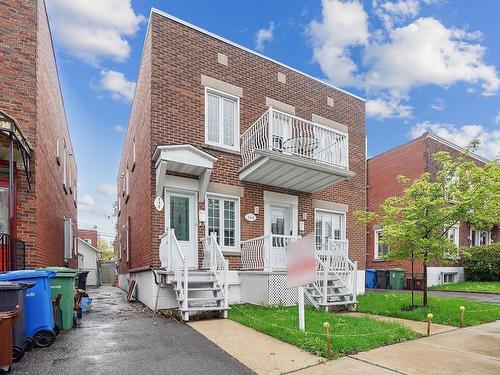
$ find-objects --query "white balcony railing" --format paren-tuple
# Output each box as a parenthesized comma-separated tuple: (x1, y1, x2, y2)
(241, 234, 301, 271)
(240, 107, 349, 169)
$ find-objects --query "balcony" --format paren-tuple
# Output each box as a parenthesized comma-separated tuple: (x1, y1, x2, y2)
(239, 108, 355, 192)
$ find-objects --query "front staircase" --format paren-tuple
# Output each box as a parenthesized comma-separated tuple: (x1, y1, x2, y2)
(305, 239, 358, 310)
(159, 231, 229, 321)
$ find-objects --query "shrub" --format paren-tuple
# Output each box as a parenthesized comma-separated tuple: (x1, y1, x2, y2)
(463, 243, 500, 281)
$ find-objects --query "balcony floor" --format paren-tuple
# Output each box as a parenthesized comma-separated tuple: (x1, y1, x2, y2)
(239, 150, 355, 193)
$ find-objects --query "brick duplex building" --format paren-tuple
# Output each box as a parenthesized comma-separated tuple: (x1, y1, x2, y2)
(117, 9, 366, 318)
(366, 133, 498, 286)
(0, 0, 78, 270)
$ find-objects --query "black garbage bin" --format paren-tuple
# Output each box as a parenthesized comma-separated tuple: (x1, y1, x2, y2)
(0, 281, 34, 362)
(376, 270, 389, 289)
(76, 271, 90, 291)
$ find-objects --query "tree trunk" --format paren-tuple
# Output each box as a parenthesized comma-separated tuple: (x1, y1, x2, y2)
(423, 260, 428, 307)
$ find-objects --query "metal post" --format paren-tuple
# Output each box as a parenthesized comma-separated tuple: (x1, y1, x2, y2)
(265, 235, 272, 272)
(324, 243, 330, 306)
(268, 107, 273, 150)
(298, 286, 305, 331)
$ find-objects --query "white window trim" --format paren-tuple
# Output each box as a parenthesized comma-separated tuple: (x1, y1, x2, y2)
(374, 228, 389, 260)
(125, 164, 130, 200)
(64, 218, 73, 259)
(204, 87, 240, 152)
(205, 192, 240, 254)
(63, 141, 68, 191)
(470, 228, 491, 247)
(314, 208, 347, 241)
(445, 223, 460, 260)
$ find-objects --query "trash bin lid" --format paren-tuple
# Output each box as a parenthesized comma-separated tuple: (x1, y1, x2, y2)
(0, 281, 27, 290)
(0, 270, 56, 281)
(44, 267, 77, 277)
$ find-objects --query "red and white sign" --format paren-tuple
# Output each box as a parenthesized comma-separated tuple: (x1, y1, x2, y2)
(287, 234, 316, 288)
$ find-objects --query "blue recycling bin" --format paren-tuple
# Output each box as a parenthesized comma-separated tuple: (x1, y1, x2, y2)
(0, 270, 57, 348)
(365, 269, 377, 289)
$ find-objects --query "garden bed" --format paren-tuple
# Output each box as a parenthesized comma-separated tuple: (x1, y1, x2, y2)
(358, 291, 500, 327)
(229, 304, 419, 358)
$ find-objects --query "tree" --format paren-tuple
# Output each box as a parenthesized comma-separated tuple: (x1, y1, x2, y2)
(356, 149, 500, 307)
(97, 237, 115, 261)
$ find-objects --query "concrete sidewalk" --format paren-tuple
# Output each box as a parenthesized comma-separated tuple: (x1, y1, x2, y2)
(190, 318, 500, 375)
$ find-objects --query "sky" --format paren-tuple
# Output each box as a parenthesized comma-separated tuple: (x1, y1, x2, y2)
(44, 0, 500, 240)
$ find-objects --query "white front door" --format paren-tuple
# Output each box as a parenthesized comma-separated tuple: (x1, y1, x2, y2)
(269, 205, 292, 270)
(166, 190, 197, 269)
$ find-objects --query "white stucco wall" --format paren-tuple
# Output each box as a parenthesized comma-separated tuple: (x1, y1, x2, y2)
(427, 267, 464, 287)
(78, 239, 101, 286)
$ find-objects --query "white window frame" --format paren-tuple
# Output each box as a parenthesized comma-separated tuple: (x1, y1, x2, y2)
(204, 87, 240, 152)
(314, 209, 346, 242)
(64, 218, 73, 259)
(374, 229, 389, 260)
(470, 228, 491, 247)
(205, 193, 240, 253)
(445, 223, 460, 259)
(125, 164, 130, 200)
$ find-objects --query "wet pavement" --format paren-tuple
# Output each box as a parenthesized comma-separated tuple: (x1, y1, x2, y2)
(13, 286, 254, 375)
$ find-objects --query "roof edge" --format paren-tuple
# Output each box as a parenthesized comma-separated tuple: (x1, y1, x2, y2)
(150, 8, 365, 103)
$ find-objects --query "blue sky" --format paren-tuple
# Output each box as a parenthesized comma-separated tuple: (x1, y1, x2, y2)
(45, 0, 500, 238)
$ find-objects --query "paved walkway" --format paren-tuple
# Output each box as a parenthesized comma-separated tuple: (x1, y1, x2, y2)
(13, 286, 253, 375)
(190, 317, 500, 374)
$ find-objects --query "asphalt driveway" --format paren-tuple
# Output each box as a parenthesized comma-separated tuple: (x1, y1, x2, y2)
(13, 286, 254, 375)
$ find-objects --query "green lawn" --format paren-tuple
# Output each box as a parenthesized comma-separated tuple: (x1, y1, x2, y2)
(229, 304, 419, 358)
(429, 281, 500, 293)
(358, 291, 500, 327)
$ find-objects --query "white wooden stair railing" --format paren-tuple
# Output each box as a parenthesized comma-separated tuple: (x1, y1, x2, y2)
(202, 233, 229, 318)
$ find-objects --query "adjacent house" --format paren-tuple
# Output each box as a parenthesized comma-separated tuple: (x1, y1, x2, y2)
(366, 132, 499, 286)
(78, 229, 99, 248)
(0, 0, 78, 271)
(116, 9, 367, 320)
(77, 238, 101, 287)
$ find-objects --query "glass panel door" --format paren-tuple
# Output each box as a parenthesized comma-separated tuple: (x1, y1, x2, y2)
(270, 205, 291, 270)
(0, 188, 8, 235)
(170, 196, 190, 241)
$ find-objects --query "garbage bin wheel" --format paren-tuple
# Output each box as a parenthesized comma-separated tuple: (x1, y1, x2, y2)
(53, 324, 61, 336)
(34, 329, 56, 348)
(25, 337, 35, 352)
(13, 345, 25, 362)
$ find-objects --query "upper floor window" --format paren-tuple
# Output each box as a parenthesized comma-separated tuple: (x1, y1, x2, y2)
(374, 229, 389, 260)
(446, 225, 460, 248)
(205, 88, 239, 151)
(470, 229, 491, 247)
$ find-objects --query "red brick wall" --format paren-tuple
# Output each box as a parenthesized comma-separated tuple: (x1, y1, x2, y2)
(0, 0, 77, 268)
(78, 229, 98, 248)
(118, 12, 366, 273)
(117, 26, 152, 274)
(366, 135, 495, 275)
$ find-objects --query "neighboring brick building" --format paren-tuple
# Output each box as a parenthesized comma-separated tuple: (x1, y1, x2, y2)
(0, 0, 78, 270)
(116, 9, 366, 314)
(366, 133, 498, 286)
(78, 229, 98, 249)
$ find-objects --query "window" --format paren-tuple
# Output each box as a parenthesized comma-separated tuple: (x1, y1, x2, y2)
(443, 273, 456, 284)
(315, 210, 345, 247)
(64, 218, 73, 259)
(206, 195, 239, 249)
(470, 229, 491, 247)
(125, 164, 130, 200)
(446, 225, 460, 247)
(205, 88, 239, 151)
(374, 229, 389, 260)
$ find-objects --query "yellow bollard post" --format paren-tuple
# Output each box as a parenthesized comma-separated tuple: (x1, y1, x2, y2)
(323, 322, 332, 358)
(427, 313, 433, 336)
(460, 306, 465, 328)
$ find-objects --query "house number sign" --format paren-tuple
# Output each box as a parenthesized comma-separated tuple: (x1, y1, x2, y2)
(154, 196, 164, 212)
(245, 213, 256, 222)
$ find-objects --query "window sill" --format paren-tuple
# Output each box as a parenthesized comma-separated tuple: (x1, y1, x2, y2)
(204, 144, 240, 156)
(222, 249, 241, 256)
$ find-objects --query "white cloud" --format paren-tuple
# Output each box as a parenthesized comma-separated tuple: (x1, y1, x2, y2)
(46, 0, 145, 65)
(366, 97, 412, 119)
(113, 125, 126, 133)
(495, 111, 500, 124)
(307, 0, 369, 87)
(99, 70, 135, 102)
(255, 22, 275, 51)
(431, 98, 445, 111)
(364, 17, 500, 97)
(410, 121, 500, 159)
(78, 194, 95, 207)
(308, 1, 500, 114)
(98, 182, 116, 197)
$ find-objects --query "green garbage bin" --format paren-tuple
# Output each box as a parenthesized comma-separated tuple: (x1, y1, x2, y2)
(44, 267, 76, 331)
(389, 269, 405, 290)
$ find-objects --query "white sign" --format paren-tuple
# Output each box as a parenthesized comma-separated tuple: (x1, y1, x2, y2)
(287, 234, 315, 288)
(244, 213, 257, 222)
(154, 196, 164, 212)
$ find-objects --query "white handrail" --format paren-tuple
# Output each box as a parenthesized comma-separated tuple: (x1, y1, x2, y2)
(241, 234, 300, 271)
(202, 234, 229, 310)
(241, 107, 349, 169)
(165, 229, 188, 309)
